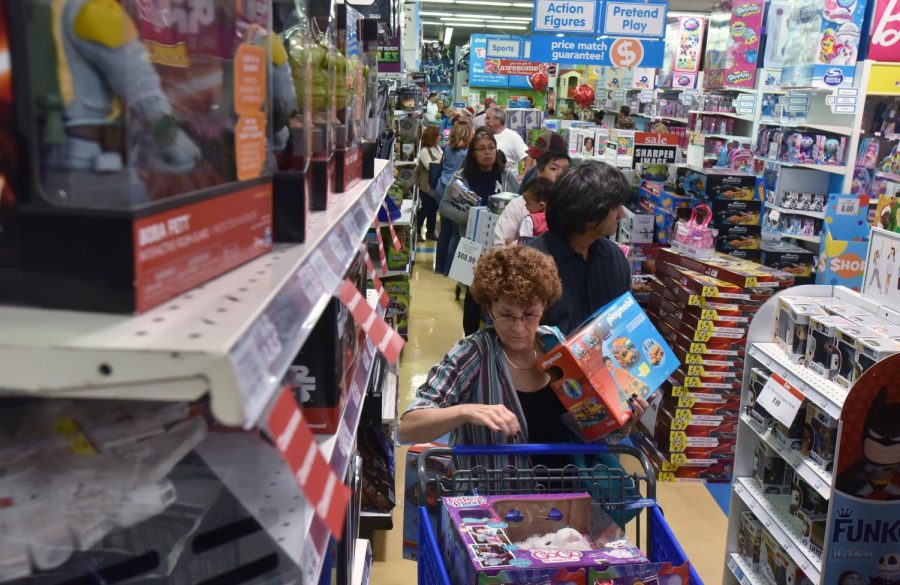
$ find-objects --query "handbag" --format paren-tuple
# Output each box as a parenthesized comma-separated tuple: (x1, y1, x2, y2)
(416, 159, 431, 193)
(428, 160, 442, 190)
(673, 204, 718, 257)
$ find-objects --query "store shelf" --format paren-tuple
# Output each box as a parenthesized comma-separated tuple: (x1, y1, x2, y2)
(749, 343, 847, 420)
(655, 115, 689, 124)
(740, 413, 832, 499)
(352, 539, 372, 585)
(773, 206, 826, 220)
(733, 477, 822, 582)
(760, 121, 853, 136)
(727, 553, 769, 585)
(690, 110, 754, 122)
(754, 156, 848, 174)
(198, 307, 381, 585)
(876, 171, 900, 182)
(705, 133, 752, 142)
(394, 161, 416, 167)
(779, 232, 821, 244)
(0, 160, 394, 428)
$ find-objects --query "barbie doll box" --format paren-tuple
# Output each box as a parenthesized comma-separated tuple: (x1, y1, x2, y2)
(538, 293, 679, 440)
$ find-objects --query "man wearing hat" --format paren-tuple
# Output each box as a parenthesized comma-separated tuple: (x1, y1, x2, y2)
(520, 130, 568, 185)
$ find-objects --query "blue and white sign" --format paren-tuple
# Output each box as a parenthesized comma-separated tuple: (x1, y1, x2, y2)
(468, 34, 533, 88)
(531, 0, 668, 38)
(533, 0, 598, 34)
(485, 37, 531, 59)
(603, 2, 666, 36)
(529, 34, 665, 67)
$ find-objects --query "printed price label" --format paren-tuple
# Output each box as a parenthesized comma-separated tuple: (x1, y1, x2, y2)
(448, 237, 485, 286)
(758, 374, 805, 427)
(837, 197, 860, 216)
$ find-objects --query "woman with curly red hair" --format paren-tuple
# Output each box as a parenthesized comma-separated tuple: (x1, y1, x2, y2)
(399, 246, 649, 469)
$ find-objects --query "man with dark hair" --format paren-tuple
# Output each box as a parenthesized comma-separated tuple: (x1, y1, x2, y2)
(520, 129, 568, 182)
(493, 151, 571, 245)
(528, 160, 631, 334)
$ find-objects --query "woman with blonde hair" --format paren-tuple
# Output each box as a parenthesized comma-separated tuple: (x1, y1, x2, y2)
(434, 118, 475, 274)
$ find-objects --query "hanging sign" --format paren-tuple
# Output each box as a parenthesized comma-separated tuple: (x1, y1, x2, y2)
(497, 61, 549, 75)
(528, 35, 665, 68)
(868, 0, 900, 62)
(469, 34, 532, 88)
(531, 0, 668, 37)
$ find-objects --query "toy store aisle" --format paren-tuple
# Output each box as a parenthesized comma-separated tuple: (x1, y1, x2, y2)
(369, 249, 728, 584)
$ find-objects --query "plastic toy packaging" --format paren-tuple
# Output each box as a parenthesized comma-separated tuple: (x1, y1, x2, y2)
(673, 204, 718, 257)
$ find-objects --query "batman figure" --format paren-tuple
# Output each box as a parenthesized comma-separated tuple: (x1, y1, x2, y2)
(836, 388, 900, 501)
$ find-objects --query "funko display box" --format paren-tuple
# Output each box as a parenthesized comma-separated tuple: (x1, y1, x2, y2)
(774, 297, 828, 363)
(2, 1, 276, 313)
(402, 443, 450, 561)
(440, 494, 650, 585)
(754, 443, 793, 495)
(773, 405, 808, 451)
(804, 314, 854, 379)
(537, 293, 679, 440)
(759, 527, 804, 585)
(801, 403, 838, 471)
(832, 324, 881, 389)
(855, 336, 900, 381)
(739, 511, 763, 571)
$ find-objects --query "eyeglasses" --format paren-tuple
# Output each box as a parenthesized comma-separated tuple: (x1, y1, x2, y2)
(474, 146, 497, 152)
(491, 312, 542, 326)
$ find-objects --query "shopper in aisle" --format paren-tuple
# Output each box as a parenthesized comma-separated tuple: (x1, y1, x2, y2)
(473, 97, 495, 129)
(615, 105, 636, 130)
(485, 107, 528, 176)
(398, 245, 650, 470)
(528, 160, 631, 335)
(424, 92, 440, 125)
(434, 119, 475, 275)
(520, 130, 567, 179)
(494, 151, 571, 246)
(416, 126, 442, 241)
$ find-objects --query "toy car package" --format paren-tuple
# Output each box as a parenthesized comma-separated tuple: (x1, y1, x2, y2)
(538, 293, 679, 440)
(656, 248, 794, 289)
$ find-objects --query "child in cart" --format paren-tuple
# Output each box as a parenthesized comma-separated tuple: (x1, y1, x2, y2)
(398, 245, 651, 472)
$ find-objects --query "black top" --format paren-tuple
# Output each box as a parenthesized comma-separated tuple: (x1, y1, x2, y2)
(467, 169, 502, 204)
(517, 385, 573, 469)
(529, 231, 631, 335)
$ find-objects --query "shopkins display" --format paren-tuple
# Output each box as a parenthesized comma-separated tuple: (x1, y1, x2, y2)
(781, 0, 868, 89)
(439, 494, 658, 584)
(537, 293, 679, 440)
(703, 0, 764, 89)
(659, 16, 707, 89)
(2, 1, 275, 312)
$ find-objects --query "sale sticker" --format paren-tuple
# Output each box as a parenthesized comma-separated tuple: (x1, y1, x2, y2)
(757, 373, 805, 427)
(266, 387, 351, 538)
(448, 237, 485, 286)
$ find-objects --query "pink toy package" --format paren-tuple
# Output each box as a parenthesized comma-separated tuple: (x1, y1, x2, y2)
(703, 0, 764, 89)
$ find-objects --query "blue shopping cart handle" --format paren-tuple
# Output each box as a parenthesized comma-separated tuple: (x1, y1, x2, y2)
(452, 443, 610, 456)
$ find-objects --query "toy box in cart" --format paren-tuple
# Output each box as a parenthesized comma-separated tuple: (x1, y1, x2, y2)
(538, 293, 680, 440)
(440, 493, 692, 585)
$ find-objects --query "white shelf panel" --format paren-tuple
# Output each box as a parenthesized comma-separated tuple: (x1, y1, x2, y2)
(705, 133, 752, 142)
(0, 160, 393, 428)
(773, 206, 826, 220)
(749, 343, 847, 420)
(760, 121, 853, 136)
(741, 413, 832, 499)
(690, 110, 754, 122)
(727, 553, 769, 585)
(733, 477, 822, 582)
(779, 232, 821, 244)
(382, 367, 398, 423)
(352, 539, 372, 585)
(754, 156, 848, 174)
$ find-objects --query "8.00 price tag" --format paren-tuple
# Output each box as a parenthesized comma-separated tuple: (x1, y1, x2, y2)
(758, 373, 806, 427)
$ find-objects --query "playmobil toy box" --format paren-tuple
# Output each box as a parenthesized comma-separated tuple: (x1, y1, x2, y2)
(440, 493, 654, 585)
(538, 293, 680, 440)
(780, 0, 867, 89)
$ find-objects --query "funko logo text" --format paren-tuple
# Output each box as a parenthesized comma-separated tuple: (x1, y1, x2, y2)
(734, 4, 762, 17)
(726, 71, 752, 83)
(832, 518, 900, 543)
(530, 549, 583, 562)
(830, 254, 864, 278)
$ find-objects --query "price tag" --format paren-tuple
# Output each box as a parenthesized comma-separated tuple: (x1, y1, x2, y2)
(448, 237, 484, 287)
(639, 89, 654, 104)
(327, 229, 352, 260)
(758, 374, 806, 427)
(296, 263, 324, 305)
(337, 421, 353, 457)
(301, 542, 322, 585)
(836, 197, 860, 216)
(309, 249, 340, 292)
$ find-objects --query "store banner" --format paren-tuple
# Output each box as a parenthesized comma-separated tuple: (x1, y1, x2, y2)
(529, 34, 665, 68)
(266, 387, 351, 539)
(531, 0, 668, 37)
(497, 60, 549, 75)
(468, 34, 532, 88)
(378, 35, 401, 73)
(868, 0, 900, 62)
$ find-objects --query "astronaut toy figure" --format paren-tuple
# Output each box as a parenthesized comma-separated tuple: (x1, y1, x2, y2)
(33, 0, 200, 208)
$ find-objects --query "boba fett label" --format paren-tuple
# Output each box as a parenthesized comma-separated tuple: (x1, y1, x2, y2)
(824, 354, 900, 584)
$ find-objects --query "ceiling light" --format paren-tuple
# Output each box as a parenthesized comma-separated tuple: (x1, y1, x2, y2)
(502, 17, 532, 21)
(442, 14, 482, 19)
(491, 24, 527, 29)
(419, 0, 456, 4)
(421, 20, 443, 25)
(447, 22, 486, 27)
(444, 26, 454, 44)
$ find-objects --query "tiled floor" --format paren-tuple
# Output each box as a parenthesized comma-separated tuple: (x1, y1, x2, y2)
(369, 246, 728, 584)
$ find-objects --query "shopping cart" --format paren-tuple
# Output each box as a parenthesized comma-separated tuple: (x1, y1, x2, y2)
(416, 443, 703, 585)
